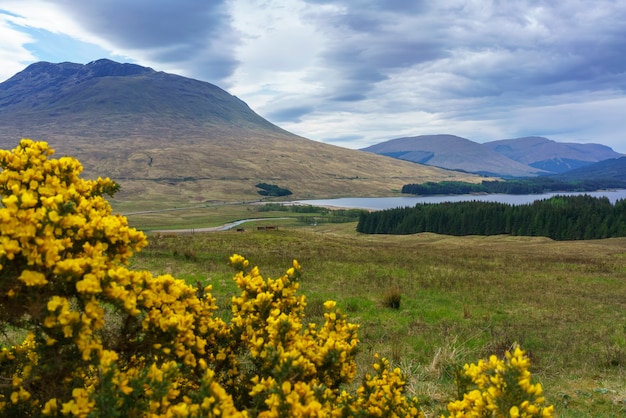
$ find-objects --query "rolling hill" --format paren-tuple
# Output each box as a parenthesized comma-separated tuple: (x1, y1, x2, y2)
(0, 59, 482, 210)
(549, 156, 626, 182)
(484, 136, 623, 173)
(360, 134, 545, 177)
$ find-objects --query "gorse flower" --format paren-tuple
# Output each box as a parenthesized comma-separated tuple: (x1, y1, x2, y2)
(445, 345, 554, 417)
(0, 140, 552, 417)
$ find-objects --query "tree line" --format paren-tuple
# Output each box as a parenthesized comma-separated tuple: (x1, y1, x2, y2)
(401, 178, 626, 195)
(257, 203, 364, 224)
(255, 182, 292, 196)
(357, 195, 626, 240)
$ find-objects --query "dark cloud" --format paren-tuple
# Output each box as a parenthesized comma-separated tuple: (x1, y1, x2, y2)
(50, 0, 239, 80)
(45, 1, 626, 104)
(265, 105, 315, 123)
(300, 0, 626, 108)
(329, 93, 366, 102)
(323, 134, 364, 144)
(303, 0, 429, 14)
(300, 4, 447, 103)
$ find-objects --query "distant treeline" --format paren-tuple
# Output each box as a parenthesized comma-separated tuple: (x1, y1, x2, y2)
(257, 203, 325, 213)
(356, 195, 626, 240)
(258, 203, 364, 224)
(401, 178, 626, 195)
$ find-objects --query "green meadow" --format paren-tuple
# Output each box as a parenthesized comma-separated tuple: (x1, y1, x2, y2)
(127, 205, 626, 417)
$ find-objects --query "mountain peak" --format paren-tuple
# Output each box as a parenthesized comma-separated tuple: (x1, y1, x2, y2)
(83, 58, 155, 77)
(0, 59, 286, 136)
(2, 59, 155, 86)
(507, 136, 552, 145)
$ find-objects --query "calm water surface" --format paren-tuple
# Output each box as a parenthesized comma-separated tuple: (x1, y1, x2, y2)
(294, 189, 626, 210)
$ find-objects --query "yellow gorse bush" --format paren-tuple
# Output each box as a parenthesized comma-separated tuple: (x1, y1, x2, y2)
(446, 346, 554, 417)
(0, 140, 552, 417)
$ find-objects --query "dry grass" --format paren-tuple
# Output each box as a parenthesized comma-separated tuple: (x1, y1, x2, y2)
(3, 127, 486, 213)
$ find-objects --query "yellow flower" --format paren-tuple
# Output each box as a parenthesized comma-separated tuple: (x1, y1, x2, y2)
(99, 350, 119, 370)
(47, 295, 67, 312)
(229, 253, 250, 270)
(446, 344, 554, 418)
(42, 398, 58, 415)
(18, 269, 48, 286)
(75, 273, 102, 294)
(19, 190, 38, 208)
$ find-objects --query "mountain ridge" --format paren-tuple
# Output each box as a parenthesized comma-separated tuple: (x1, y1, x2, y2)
(361, 134, 547, 177)
(363, 134, 623, 178)
(483, 136, 623, 173)
(549, 156, 626, 182)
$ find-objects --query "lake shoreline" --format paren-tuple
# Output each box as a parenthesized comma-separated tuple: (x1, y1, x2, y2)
(291, 189, 626, 211)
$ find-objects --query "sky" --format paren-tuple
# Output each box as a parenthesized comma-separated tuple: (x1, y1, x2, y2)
(1, 0, 626, 153)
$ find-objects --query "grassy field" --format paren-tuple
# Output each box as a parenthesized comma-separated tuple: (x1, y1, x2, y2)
(128, 208, 626, 417)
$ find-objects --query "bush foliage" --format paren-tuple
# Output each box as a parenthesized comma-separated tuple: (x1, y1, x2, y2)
(0, 140, 553, 417)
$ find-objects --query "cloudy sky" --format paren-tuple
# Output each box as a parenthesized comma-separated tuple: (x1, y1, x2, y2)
(2, 1, 626, 152)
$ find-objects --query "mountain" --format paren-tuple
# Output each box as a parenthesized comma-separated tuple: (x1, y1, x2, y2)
(484, 136, 623, 174)
(550, 156, 626, 182)
(0, 60, 283, 135)
(0, 60, 482, 210)
(361, 134, 545, 177)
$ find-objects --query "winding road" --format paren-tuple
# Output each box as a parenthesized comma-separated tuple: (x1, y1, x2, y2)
(151, 218, 288, 235)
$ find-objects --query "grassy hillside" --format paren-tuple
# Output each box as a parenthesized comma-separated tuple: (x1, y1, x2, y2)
(132, 221, 626, 417)
(19, 130, 482, 214)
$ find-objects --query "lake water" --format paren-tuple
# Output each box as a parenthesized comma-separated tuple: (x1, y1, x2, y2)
(294, 189, 626, 211)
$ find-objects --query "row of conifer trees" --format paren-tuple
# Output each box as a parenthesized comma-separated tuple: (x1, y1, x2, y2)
(357, 194, 626, 240)
(401, 178, 626, 196)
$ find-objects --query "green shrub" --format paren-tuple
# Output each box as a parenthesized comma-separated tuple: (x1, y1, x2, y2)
(383, 285, 402, 309)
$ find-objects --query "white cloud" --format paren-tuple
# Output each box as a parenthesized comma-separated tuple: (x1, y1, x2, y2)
(0, 1, 135, 81)
(226, 0, 330, 108)
(2, 1, 110, 44)
(0, 13, 36, 80)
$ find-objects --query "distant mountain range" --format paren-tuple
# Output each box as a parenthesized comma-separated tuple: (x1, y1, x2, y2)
(483, 136, 622, 173)
(0, 59, 481, 209)
(362, 134, 624, 178)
